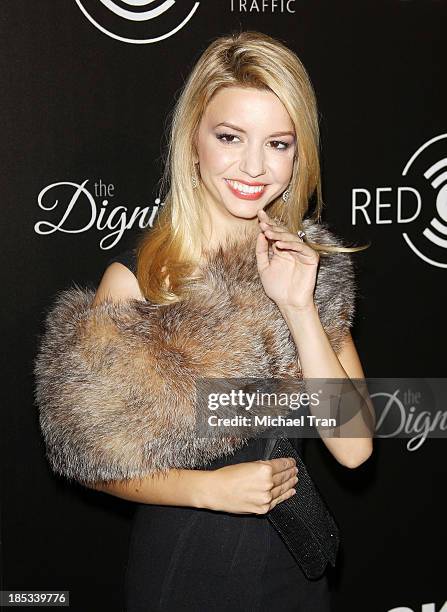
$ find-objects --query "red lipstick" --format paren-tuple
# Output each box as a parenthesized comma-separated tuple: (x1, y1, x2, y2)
(224, 178, 267, 201)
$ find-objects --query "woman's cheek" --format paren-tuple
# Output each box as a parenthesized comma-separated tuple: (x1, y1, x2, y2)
(273, 154, 294, 183)
(212, 141, 237, 165)
(201, 142, 231, 174)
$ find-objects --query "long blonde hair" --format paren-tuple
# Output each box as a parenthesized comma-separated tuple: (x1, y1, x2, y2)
(135, 30, 369, 304)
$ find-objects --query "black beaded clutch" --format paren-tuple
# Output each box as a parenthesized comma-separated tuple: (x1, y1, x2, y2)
(264, 437, 340, 580)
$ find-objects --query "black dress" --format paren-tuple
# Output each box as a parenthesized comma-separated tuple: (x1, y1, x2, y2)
(105, 249, 331, 612)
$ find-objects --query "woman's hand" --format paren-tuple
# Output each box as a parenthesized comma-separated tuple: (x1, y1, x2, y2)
(207, 457, 298, 515)
(256, 209, 319, 310)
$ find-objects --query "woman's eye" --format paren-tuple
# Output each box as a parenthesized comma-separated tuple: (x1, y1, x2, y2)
(216, 133, 240, 144)
(269, 140, 290, 151)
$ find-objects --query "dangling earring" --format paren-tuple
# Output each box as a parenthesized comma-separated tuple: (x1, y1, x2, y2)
(192, 161, 200, 189)
(282, 185, 291, 203)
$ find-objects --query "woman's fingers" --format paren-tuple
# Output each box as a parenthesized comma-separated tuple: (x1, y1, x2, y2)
(266, 457, 296, 473)
(268, 459, 298, 508)
(259, 220, 288, 233)
(275, 240, 314, 254)
(258, 212, 309, 254)
(255, 231, 271, 270)
(250, 464, 298, 513)
(270, 483, 297, 509)
(270, 471, 298, 499)
(264, 228, 301, 242)
(264, 231, 317, 261)
(270, 462, 298, 483)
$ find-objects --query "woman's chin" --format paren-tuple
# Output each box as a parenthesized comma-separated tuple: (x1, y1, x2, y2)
(222, 200, 265, 220)
(228, 209, 261, 221)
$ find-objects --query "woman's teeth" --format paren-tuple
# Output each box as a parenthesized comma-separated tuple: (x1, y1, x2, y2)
(225, 179, 265, 194)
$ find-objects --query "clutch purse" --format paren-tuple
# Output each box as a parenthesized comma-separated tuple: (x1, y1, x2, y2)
(263, 436, 340, 580)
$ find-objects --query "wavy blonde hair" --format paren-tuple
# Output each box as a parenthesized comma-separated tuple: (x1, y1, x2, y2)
(135, 30, 369, 304)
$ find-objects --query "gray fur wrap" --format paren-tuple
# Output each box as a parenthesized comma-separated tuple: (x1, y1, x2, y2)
(33, 220, 356, 485)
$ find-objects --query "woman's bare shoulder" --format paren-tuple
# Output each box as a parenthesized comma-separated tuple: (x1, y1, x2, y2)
(92, 262, 145, 307)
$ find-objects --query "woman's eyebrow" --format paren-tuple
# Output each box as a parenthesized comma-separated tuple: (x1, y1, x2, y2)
(215, 121, 295, 138)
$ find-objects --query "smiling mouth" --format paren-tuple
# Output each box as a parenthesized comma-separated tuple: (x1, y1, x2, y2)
(224, 178, 267, 197)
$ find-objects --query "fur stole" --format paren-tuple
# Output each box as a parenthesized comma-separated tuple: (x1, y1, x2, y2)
(33, 219, 356, 485)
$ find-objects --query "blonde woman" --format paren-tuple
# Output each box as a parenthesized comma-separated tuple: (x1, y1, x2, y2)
(35, 30, 374, 611)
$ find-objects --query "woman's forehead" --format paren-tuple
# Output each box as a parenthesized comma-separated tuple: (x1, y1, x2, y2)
(202, 86, 294, 131)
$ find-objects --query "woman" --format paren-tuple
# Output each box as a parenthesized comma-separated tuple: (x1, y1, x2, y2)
(34, 31, 374, 611)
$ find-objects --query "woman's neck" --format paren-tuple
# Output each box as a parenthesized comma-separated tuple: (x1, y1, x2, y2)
(199, 213, 260, 253)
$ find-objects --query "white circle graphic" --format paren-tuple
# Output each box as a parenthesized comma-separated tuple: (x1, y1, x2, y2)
(401, 133, 447, 268)
(75, 0, 200, 44)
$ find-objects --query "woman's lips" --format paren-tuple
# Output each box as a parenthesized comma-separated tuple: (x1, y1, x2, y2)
(224, 178, 266, 201)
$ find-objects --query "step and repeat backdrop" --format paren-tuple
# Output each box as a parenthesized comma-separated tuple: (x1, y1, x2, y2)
(2, 2, 446, 611)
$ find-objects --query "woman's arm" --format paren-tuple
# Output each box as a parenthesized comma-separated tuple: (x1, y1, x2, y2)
(88, 460, 298, 515)
(88, 468, 215, 507)
(256, 209, 374, 469)
(280, 306, 374, 468)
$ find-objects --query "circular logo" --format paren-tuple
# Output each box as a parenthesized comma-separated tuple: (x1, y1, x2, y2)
(75, 0, 200, 44)
(401, 133, 447, 268)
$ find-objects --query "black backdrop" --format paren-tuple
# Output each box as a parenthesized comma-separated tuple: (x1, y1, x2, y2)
(2, 2, 446, 611)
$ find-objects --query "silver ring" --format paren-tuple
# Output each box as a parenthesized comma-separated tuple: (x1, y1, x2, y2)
(297, 230, 306, 241)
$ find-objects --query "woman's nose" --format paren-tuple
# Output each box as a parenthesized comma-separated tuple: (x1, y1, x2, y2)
(239, 145, 266, 178)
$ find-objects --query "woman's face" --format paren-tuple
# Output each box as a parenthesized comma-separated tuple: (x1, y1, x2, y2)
(194, 86, 297, 224)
